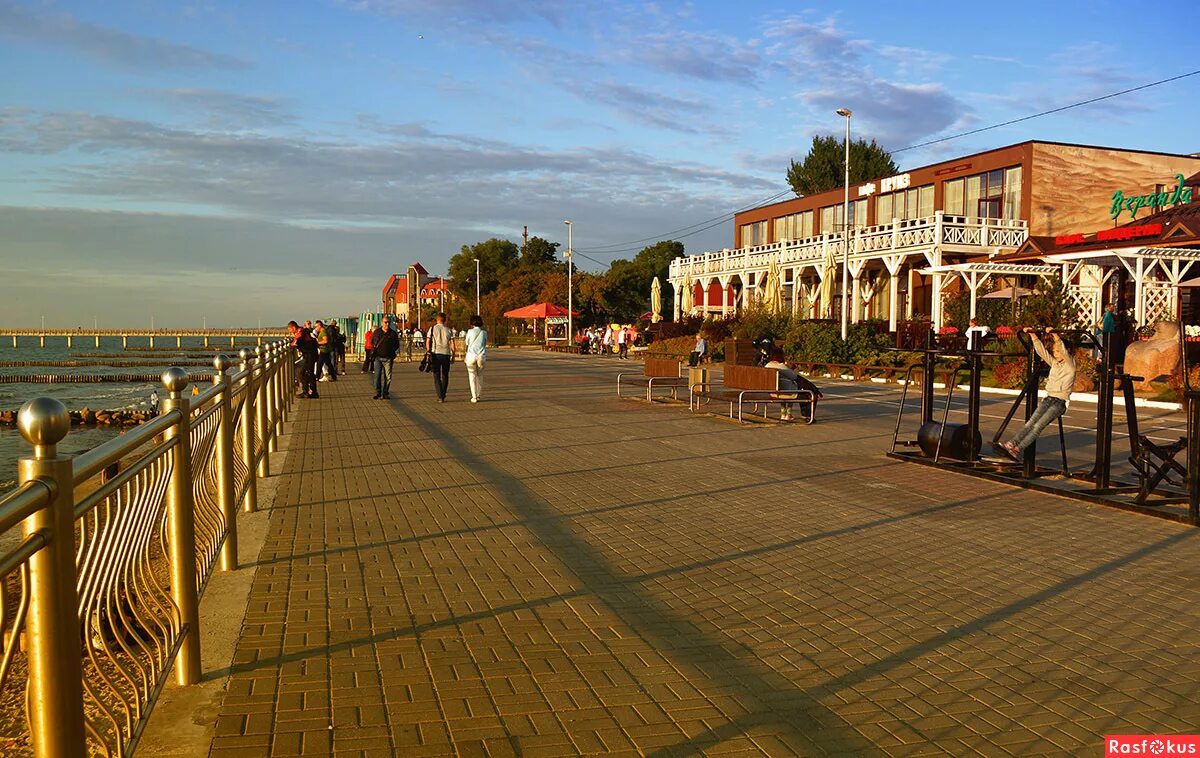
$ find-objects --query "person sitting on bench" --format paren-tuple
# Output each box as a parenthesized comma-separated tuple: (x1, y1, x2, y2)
(764, 347, 822, 421)
(1002, 327, 1076, 459)
(689, 333, 708, 367)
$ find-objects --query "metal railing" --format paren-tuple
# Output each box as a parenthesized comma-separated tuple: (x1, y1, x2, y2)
(667, 212, 1030, 280)
(0, 340, 295, 757)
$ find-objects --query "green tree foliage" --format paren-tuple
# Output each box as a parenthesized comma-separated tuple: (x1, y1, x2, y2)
(1018, 274, 1075, 329)
(786, 135, 899, 197)
(602, 240, 685, 321)
(520, 236, 561, 270)
(447, 238, 520, 303)
(942, 280, 1016, 332)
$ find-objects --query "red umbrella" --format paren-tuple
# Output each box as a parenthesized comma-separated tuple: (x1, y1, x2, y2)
(503, 303, 579, 318)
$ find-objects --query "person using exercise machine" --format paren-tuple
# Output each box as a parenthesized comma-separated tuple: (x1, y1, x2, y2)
(1002, 327, 1076, 460)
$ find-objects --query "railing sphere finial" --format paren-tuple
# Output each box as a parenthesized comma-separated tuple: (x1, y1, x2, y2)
(254, 345, 265, 358)
(161, 367, 189, 396)
(17, 397, 70, 450)
(213, 354, 232, 372)
(238, 348, 253, 363)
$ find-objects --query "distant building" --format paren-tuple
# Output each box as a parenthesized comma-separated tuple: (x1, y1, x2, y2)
(381, 263, 455, 326)
(669, 140, 1200, 328)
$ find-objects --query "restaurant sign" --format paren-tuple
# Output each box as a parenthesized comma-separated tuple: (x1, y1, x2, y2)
(1110, 174, 1192, 221)
(1055, 224, 1163, 247)
(858, 173, 911, 198)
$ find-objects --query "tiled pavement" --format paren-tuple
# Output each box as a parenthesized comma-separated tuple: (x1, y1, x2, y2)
(211, 351, 1200, 757)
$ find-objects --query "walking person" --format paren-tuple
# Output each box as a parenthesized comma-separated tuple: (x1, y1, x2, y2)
(372, 316, 400, 400)
(362, 323, 375, 373)
(427, 312, 453, 402)
(616, 325, 628, 360)
(464, 314, 487, 403)
(288, 320, 320, 398)
(314, 320, 337, 381)
(332, 320, 347, 373)
(1001, 327, 1076, 459)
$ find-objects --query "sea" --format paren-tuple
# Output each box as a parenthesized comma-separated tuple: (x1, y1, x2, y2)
(0, 336, 259, 492)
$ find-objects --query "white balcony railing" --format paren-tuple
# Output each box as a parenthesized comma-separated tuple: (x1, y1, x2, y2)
(669, 213, 1027, 281)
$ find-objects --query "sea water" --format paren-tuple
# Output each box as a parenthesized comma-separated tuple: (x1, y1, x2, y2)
(0, 336, 256, 491)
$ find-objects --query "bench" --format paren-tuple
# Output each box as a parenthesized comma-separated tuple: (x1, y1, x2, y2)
(617, 357, 687, 402)
(690, 364, 817, 423)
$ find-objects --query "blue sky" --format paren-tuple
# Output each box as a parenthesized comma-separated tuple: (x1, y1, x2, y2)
(1, 0, 1197, 326)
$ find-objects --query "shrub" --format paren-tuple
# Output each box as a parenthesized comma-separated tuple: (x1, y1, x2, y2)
(992, 360, 1027, 389)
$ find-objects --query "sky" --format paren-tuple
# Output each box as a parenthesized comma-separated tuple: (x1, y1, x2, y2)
(0, 0, 1197, 327)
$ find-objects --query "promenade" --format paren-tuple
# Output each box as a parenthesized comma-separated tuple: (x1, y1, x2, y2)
(210, 351, 1200, 756)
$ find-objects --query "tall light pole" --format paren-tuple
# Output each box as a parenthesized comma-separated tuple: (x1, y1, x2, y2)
(473, 258, 481, 314)
(563, 220, 573, 346)
(837, 108, 852, 340)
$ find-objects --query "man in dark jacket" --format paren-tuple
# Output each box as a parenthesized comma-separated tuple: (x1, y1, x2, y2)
(372, 316, 401, 399)
(288, 320, 320, 399)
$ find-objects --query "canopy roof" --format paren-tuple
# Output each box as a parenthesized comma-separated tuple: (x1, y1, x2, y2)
(503, 303, 579, 318)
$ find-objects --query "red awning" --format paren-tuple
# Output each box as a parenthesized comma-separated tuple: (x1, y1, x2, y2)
(503, 303, 579, 318)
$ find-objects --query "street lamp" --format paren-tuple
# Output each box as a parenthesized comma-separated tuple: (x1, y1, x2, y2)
(563, 220, 573, 348)
(837, 107, 852, 341)
(473, 258, 481, 314)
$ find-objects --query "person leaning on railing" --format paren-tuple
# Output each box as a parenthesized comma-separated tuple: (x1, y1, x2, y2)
(288, 320, 320, 399)
(1001, 327, 1076, 460)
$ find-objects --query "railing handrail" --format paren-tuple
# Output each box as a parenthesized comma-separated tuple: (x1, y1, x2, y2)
(668, 213, 1030, 277)
(0, 479, 53, 535)
(0, 337, 296, 757)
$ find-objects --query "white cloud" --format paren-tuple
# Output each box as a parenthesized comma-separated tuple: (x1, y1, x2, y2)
(0, 0, 251, 71)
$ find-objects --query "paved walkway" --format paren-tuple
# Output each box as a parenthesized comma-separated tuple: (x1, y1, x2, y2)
(211, 351, 1200, 757)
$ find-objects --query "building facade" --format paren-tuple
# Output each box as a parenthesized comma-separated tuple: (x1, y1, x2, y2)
(381, 264, 456, 327)
(669, 141, 1200, 329)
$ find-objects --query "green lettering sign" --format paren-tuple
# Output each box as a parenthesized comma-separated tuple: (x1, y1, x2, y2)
(1111, 174, 1193, 220)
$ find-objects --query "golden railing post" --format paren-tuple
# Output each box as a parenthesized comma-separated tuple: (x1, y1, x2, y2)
(212, 355, 238, 571)
(255, 346, 270, 478)
(160, 368, 201, 685)
(267, 345, 279, 454)
(286, 340, 296, 413)
(238, 348, 258, 513)
(16, 398, 87, 758)
(274, 343, 286, 438)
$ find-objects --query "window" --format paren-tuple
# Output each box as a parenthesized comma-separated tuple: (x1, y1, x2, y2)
(820, 201, 867, 233)
(774, 210, 813, 241)
(944, 178, 964, 216)
(1002, 166, 1022, 220)
(820, 206, 836, 235)
(944, 166, 1021, 220)
(877, 193, 893, 222)
(740, 220, 768, 247)
(876, 183, 934, 221)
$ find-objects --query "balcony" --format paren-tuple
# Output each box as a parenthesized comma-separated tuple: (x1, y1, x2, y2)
(668, 213, 1028, 281)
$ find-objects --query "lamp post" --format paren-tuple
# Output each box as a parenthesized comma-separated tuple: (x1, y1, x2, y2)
(473, 258, 481, 314)
(837, 108, 852, 341)
(563, 220, 573, 347)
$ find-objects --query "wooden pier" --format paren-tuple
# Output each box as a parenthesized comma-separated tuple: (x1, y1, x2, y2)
(0, 328, 288, 349)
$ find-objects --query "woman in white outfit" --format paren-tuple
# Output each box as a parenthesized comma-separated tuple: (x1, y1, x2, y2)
(464, 314, 488, 403)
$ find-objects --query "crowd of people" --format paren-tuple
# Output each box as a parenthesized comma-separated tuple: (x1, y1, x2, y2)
(289, 313, 489, 404)
(574, 324, 642, 358)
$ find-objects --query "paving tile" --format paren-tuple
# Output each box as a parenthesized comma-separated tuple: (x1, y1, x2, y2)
(209, 354, 1200, 757)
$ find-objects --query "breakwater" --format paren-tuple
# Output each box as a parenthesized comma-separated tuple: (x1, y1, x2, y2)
(0, 359, 214, 368)
(0, 407, 155, 427)
(0, 373, 215, 383)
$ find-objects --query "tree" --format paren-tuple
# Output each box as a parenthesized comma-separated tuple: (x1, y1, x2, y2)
(520, 236, 561, 270)
(447, 238, 520, 303)
(786, 135, 899, 197)
(602, 240, 685, 321)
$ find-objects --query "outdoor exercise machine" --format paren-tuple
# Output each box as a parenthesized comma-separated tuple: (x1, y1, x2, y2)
(888, 328, 1200, 526)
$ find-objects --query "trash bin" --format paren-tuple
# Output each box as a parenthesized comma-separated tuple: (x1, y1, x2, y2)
(688, 367, 708, 390)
